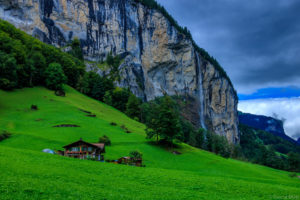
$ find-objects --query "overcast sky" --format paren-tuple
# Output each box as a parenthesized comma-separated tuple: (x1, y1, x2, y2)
(156, 0, 300, 139)
(156, 0, 300, 94)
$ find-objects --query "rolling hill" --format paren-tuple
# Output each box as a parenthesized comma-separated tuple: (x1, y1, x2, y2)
(0, 86, 299, 199)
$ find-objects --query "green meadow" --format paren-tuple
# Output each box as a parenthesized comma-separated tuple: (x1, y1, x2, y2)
(0, 86, 299, 199)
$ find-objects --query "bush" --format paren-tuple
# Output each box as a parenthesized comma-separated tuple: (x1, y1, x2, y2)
(0, 131, 11, 142)
(99, 135, 111, 146)
(31, 105, 38, 110)
(129, 150, 143, 160)
(44, 63, 67, 91)
(110, 122, 117, 126)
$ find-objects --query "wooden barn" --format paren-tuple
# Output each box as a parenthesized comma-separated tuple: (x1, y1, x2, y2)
(63, 138, 105, 161)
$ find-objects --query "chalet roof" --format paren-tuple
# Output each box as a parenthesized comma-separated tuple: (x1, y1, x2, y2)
(63, 138, 105, 150)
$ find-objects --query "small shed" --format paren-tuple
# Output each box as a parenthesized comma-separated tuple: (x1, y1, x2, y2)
(117, 157, 143, 166)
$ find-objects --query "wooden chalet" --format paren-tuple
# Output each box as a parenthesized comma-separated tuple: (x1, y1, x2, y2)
(63, 138, 105, 161)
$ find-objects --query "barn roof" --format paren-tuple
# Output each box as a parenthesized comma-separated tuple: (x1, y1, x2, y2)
(92, 143, 105, 149)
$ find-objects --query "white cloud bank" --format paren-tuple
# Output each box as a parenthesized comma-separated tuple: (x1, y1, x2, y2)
(238, 97, 300, 140)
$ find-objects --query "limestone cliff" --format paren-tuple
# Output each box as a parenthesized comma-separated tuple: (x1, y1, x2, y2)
(0, 0, 239, 143)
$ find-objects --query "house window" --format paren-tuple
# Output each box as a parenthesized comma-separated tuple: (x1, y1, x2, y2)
(82, 147, 87, 151)
(72, 147, 79, 151)
(88, 147, 93, 151)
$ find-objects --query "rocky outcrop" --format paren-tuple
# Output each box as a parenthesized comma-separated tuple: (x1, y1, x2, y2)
(0, 0, 239, 143)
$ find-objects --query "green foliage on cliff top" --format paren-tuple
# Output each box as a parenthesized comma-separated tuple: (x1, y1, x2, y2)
(0, 86, 299, 199)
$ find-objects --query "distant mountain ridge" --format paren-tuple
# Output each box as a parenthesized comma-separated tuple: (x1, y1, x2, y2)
(238, 111, 297, 144)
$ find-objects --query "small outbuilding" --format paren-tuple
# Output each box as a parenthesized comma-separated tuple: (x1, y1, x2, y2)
(117, 156, 143, 167)
(63, 138, 105, 161)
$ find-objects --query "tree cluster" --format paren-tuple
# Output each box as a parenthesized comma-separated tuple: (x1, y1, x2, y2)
(77, 71, 114, 101)
(140, 95, 241, 159)
(240, 124, 300, 172)
(0, 19, 85, 91)
(76, 69, 142, 119)
(141, 95, 182, 144)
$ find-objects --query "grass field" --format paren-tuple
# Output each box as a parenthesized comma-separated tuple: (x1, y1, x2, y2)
(0, 86, 299, 199)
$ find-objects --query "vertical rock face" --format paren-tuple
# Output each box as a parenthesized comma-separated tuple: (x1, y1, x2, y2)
(0, 0, 239, 143)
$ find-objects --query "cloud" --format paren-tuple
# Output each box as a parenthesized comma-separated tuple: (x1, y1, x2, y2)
(156, 0, 300, 94)
(238, 97, 300, 139)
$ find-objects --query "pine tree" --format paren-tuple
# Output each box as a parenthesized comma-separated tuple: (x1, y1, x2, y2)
(145, 96, 182, 145)
(70, 38, 83, 60)
(126, 94, 142, 120)
(0, 52, 18, 90)
(287, 152, 300, 172)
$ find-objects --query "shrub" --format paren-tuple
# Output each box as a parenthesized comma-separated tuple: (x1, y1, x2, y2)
(129, 150, 143, 161)
(99, 135, 111, 146)
(44, 63, 67, 91)
(31, 105, 38, 110)
(0, 131, 11, 142)
(110, 122, 117, 126)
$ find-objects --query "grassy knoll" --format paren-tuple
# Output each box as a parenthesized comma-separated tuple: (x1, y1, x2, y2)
(0, 86, 299, 199)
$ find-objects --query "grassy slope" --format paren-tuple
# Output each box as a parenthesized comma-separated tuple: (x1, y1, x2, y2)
(0, 86, 299, 199)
